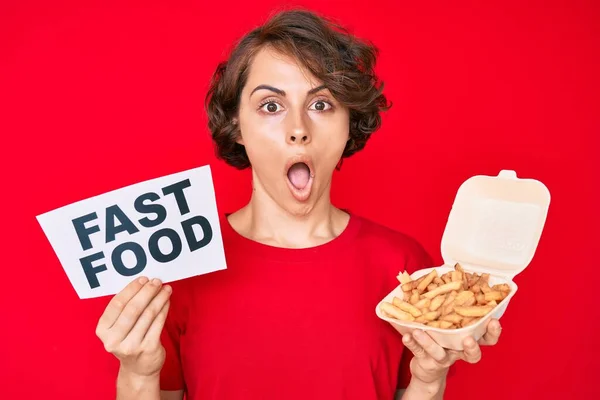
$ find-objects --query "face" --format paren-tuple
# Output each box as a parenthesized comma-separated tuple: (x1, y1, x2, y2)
(236, 47, 350, 216)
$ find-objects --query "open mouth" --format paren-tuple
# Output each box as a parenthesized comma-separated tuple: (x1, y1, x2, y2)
(285, 156, 315, 202)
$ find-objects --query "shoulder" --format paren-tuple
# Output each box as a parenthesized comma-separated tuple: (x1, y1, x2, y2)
(352, 213, 433, 273)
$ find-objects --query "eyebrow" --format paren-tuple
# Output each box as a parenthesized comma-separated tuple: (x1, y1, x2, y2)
(249, 84, 327, 98)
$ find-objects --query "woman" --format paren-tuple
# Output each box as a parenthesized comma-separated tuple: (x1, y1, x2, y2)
(95, 9, 502, 400)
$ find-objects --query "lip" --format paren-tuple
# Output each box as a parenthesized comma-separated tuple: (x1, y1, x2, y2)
(284, 154, 315, 202)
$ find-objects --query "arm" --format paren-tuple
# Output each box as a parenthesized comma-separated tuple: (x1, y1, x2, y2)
(395, 344, 446, 400)
(115, 369, 184, 400)
(95, 277, 180, 400)
(397, 320, 503, 400)
(116, 370, 160, 400)
(399, 376, 446, 400)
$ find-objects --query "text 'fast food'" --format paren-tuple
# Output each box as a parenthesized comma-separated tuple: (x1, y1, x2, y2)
(379, 263, 511, 329)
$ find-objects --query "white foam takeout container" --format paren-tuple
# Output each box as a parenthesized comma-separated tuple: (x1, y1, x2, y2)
(376, 170, 551, 350)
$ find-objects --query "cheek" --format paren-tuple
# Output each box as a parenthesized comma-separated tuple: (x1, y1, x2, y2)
(239, 116, 285, 171)
(313, 116, 349, 158)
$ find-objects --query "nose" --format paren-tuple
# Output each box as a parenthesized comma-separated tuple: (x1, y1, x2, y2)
(288, 132, 310, 144)
(286, 111, 311, 145)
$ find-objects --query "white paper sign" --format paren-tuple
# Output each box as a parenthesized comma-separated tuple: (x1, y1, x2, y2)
(36, 165, 227, 299)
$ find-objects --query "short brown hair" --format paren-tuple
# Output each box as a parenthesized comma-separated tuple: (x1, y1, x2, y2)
(205, 9, 391, 169)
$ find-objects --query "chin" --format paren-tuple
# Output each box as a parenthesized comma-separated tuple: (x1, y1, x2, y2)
(283, 201, 317, 218)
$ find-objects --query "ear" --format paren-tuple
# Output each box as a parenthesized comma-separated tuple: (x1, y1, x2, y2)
(232, 118, 244, 145)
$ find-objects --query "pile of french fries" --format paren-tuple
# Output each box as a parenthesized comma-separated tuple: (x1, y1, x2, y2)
(380, 263, 511, 329)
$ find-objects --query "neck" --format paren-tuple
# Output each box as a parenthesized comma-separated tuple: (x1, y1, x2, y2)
(228, 176, 349, 249)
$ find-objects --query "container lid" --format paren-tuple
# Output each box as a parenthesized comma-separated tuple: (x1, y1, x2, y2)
(440, 170, 550, 279)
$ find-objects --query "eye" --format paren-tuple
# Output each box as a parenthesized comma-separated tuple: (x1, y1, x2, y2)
(309, 100, 332, 112)
(259, 101, 283, 113)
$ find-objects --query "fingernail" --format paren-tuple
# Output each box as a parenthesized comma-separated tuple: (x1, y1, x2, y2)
(138, 276, 148, 284)
(402, 334, 411, 344)
(164, 285, 172, 294)
(151, 278, 161, 286)
(413, 330, 423, 340)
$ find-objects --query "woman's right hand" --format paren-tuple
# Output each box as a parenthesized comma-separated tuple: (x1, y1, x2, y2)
(95, 276, 172, 378)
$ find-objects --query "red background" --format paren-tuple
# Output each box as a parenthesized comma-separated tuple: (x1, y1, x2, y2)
(1, 1, 599, 399)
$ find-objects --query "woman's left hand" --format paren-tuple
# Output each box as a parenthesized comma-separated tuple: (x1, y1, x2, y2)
(402, 319, 502, 385)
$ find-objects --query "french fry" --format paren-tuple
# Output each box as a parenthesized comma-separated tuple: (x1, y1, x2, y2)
(387, 264, 512, 330)
(403, 290, 411, 302)
(415, 311, 436, 323)
(401, 281, 414, 292)
(442, 291, 457, 306)
(481, 282, 492, 294)
(422, 311, 440, 321)
(484, 291, 504, 302)
(476, 293, 486, 305)
(409, 290, 420, 305)
(468, 273, 480, 287)
(454, 290, 475, 306)
(441, 291, 458, 315)
(442, 274, 452, 284)
(393, 297, 423, 317)
(492, 284, 511, 293)
(423, 281, 462, 299)
(440, 313, 463, 324)
(454, 306, 493, 317)
(443, 302, 455, 316)
(416, 270, 438, 293)
(451, 270, 462, 283)
(439, 321, 454, 329)
(397, 271, 412, 285)
(402, 275, 426, 291)
(480, 273, 490, 285)
(380, 302, 415, 321)
(430, 294, 446, 311)
(414, 298, 431, 310)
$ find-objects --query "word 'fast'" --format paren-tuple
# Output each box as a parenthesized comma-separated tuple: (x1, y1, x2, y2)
(71, 179, 212, 289)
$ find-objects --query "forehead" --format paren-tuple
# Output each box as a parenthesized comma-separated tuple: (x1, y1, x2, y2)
(244, 46, 322, 92)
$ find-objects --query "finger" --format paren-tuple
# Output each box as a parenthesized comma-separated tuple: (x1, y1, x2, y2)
(142, 297, 171, 345)
(447, 350, 464, 363)
(412, 330, 448, 363)
(461, 336, 482, 363)
(479, 319, 502, 346)
(122, 285, 172, 345)
(109, 278, 164, 342)
(97, 277, 149, 332)
(402, 333, 427, 359)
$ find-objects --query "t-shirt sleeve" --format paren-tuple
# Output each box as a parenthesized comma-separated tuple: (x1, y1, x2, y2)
(159, 288, 186, 391)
